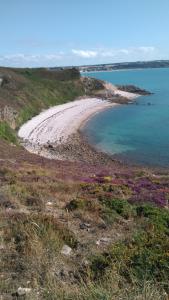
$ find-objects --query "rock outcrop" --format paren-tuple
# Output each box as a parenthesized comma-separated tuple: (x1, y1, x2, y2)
(116, 85, 152, 95)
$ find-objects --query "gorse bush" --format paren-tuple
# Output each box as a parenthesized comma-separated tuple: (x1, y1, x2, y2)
(136, 204, 169, 234)
(99, 196, 135, 219)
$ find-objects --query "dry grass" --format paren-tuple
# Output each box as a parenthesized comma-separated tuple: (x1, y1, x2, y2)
(0, 151, 169, 299)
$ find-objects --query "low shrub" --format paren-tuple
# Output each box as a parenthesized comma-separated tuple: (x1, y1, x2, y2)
(89, 254, 111, 280)
(99, 196, 135, 219)
(136, 204, 169, 234)
(66, 198, 87, 211)
(110, 230, 169, 288)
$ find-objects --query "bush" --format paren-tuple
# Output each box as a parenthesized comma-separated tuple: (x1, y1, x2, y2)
(136, 204, 169, 234)
(89, 254, 111, 280)
(66, 198, 87, 211)
(101, 207, 119, 225)
(110, 230, 169, 287)
(99, 196, 134, 219)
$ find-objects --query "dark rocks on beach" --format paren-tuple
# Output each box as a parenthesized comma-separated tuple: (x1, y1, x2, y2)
(46, 143, 54, 150)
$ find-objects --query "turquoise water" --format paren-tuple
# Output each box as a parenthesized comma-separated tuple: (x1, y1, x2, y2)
(82, 68, 169, 167)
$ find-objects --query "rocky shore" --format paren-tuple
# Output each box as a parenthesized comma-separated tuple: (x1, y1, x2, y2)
(116, 84, 152, 95)
(42, 132, 116, 165)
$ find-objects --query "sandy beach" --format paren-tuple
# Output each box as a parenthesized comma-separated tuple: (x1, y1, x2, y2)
(18, 98, 116, 143)
(18, 88, 140, 160)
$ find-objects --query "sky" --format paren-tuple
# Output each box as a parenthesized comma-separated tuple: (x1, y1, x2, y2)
(0, 0, 169, 67)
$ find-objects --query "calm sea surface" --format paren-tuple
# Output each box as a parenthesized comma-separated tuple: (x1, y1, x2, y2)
(82, 68, 169, 167)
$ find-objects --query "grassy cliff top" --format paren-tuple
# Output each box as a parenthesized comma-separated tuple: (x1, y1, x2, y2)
(0, 67, 105, 144)
(0, 67, 84, 127)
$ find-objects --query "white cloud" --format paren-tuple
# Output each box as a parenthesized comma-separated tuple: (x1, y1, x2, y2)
(72, 46, 156, 60)
(137, 46, 155, 53)
(0, 53, 64, 67)
(119, 49, 130, 55)
(0, 46, 158, 67)
(100, 46, 155, 57)
(72, 49, 98, 58)
(100, 50, 116, 57)
(2, 53, 63, 61)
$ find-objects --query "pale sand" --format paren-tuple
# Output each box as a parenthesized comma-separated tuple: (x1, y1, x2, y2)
(18, 98, 116, 146)
(18, 91, 139, 158)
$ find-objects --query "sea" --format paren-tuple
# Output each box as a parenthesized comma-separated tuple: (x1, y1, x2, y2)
(82, 68, 169, 167)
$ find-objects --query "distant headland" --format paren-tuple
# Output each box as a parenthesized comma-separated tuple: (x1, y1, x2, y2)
(50, 59, 169, 73)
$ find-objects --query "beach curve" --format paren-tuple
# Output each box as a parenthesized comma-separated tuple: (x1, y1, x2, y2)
(18, 91, 139, 160)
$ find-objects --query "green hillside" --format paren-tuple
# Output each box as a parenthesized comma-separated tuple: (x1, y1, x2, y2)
(0, 67, 105, 143)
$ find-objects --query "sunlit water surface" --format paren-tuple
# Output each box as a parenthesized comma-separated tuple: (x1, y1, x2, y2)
(82, 68, 169, 167)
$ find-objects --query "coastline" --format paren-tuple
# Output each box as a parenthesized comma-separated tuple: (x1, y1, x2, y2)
(80, 66, 169, 74)
(18, 87, 139, 162)
(18, 92, 167, 172)
(18, 97, 118, 160)
(80, 68, 145, 74)
(18, 76, 150, 166)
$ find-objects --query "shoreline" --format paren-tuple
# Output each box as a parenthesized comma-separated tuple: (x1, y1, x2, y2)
(80, 66, 169, 74)
(18, 85, 139, 162)
(18, 97, 118, 160)
(17, 77, 156, 169)
(18, 93, 169, 173)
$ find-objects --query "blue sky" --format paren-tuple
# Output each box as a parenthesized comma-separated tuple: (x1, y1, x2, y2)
(0, 0, 169, 67)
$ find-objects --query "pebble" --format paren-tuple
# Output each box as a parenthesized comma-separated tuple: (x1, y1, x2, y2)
(100, 237, 111, 243)
(61, 244, 72, 256)
(96, 237, 111, 245)
(17, 287, 32, 296)
(46, 201, 53, 206)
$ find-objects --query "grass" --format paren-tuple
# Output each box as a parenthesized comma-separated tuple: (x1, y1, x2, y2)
(0, 167, 169, 299)
(0, 121, 18, 144)
(0, 67, 86, 129)
(64, 189, 169, 294)
(16, 79, 85, 127)
(86, 202, 169, 293)
(0, 212, 78, 295)
(41, 277, 168, 300)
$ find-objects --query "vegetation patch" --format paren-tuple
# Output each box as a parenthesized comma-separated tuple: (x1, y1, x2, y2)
(99, 196, 135, 219)
(0, 121, 17, 144)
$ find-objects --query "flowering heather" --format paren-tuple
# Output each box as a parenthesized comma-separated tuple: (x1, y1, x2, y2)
(130, 190, 167, 207)
(80, 173, 169, 207)
(111, 179, 126, 185)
